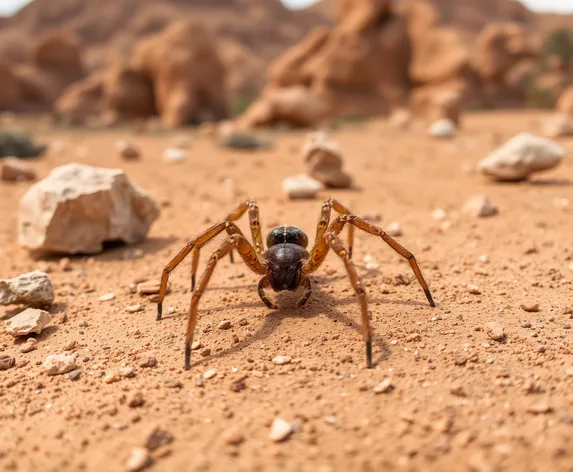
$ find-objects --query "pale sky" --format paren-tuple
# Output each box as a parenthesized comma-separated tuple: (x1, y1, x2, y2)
(0, 0, 572, 16)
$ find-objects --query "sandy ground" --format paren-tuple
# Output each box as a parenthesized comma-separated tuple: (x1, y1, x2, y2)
(1, 111, 572, 472)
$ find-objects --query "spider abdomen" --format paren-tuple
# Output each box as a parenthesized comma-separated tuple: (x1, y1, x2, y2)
(265, 243, 308, 291)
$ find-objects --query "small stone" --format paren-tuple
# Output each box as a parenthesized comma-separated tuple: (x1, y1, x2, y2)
(104, 371, 119, 384)
(485, 322, 505, 341)
(1, 158, 36, 182)
(126, 304, 143, 313)
(139, 354, 157, 368)
(463, 195, 499, 217)
(272, 356, 292, 365)
(373, 378, 394, 394)
(59, 258, 72, 271)
(203, 369, 217, 380)
(432, 208, 446, 221)
(282, 174, 323, 200)
(222, 427, 245, 445)
(303, 131, 352, 188)
(527, 400, 552, 415)
(126, 447, 152, 471)
(4, 308, 51, 336)
(137, 281, 160, 295)
(165, 379, 182, 389)
(68, 369, 82, 381)
(428, 119, 457, 138)
(116, 140, 141, 160)
(269, 418, 293, 442)
(191, 341, 203, 350)
(20, 338, 38, 353)
(99, 292, 115, 302)
(521, 303, 540, 313)
(162, 147, 187, 163)
(218, 320, 232, 330)
(128, 391, 145, 408)
(466, 284, 481, 295)
(0, 271, 54, 307)
(119, 366, 136, 378)
(454, 353, 468, 366)
(78, 320, 88, 328)
(450, 384, 467, 397)
(144, 426, 174, 451)
(405, 333, 421, 342)
(0, 355, 16, 370)
(43, 353, 77, 375)
(200, 348, 211, 357)
(386, 222, 402, 237)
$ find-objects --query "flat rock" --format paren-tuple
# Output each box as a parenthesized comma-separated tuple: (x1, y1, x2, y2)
(18, 163, 160, 254)
(269, 418, 293, 442)
(478, 133, 564, 182)
(463, 195, 499, 217)
(0, 271, 54, 307)
(428, 119, 457, 138)
(1, 158, 36, 182)
(283, 174, 323, 200)
(303, 131, 352, 188)
(43, 353, 77, 375)
(5, 308, 51, 336)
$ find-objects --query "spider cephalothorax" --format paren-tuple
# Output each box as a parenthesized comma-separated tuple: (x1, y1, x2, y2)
(157, 199, 435, 370)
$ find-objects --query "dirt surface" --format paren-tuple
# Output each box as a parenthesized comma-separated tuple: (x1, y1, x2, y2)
(1, 111, 573, 472)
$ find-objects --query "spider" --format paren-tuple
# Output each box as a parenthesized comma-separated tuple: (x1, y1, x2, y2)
(157, 198, 435, 370)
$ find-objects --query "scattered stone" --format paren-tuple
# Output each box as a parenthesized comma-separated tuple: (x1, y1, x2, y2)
(450, 384, 467, 397)
(63, 340, 77, 351)
(272, 356, 292, 365)
(99, 292, 115, 302)
(137, 281, 161, 295)
(126, 447, 152, 472)
(200, 348, 211, 357)
(116, 140, 141, 160)
(126, 304, 143, 313)
(463, 195, 499, 217)
(68, 369, 82, 381)
(203, 369, 217, 380)
(428, 119, 457, 139)
(218, 320, 232, 330)
(1, 158, 36, 182)
(144, 426, 174, 451)
(119, 367, 136, 378)
(104, 371, 119, 384)
(527, 400, 552, 415)
(0, 271, 54, 307)
(191, 341, 203, 350)
(282, 174, 323, 200)
(478, 133, 564, 182)
(373, 378, 394, 394)
(485, 322, 505, 341)
(466, 284, 481, 295)
(128, 391, 145, 408)
(217, 132, 272, 151)
(0, 355, 16, 370)
(20, 338, 38, 353)
(386, 222, 402, 237)
(162, 147, 187, 163)
(521, 303, 540, 313)
(222, 427, 245, 445)
(43, 353, 77, 375)
(5, 308, 51, 337)
(164, 379, 182, 389)
(269, 418, 293, 442)
(18, 164, 160, 254)
(432, 208, 446, 221)
(302, 131, 352, 188)
(405, 333, 421, 342)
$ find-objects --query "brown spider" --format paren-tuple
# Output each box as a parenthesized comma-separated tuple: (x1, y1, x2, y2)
(157, 198, 435, 370)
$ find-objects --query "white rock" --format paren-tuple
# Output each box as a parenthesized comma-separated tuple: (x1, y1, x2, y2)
(282, 174, 323, 200)
(463, 195, 499, 217)
(386, 222, 402, 237)
(478, 133, 565, 182)
(269, 418, 293, 442)
(5, 308, 51, 337)
(0, 271, 54, 307)
(203, 369, 217, 380)
(1, 158, 36, 182)
(543, 114, 573, 138)
(272, 356, 292, 365)
(428, 119, 457, 139)
(126, 447, 152, 472)
(43, 353, 77, 375)
(432, 208, 447, 221)
(18, 164, 160, 254)
(162, 147, 187, 163)
(373, 378, 393, 394)
(116, 140, 141, 160)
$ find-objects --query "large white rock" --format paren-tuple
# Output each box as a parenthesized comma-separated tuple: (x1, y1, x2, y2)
(0, 271, 54, 307)
(43, 353, 77, 375)
(478, 133, 565, 182)
(5, 308, 51, 336)
(18, 164, 160, 254)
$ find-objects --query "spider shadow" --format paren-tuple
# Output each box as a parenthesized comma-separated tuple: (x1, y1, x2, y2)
(185, 284, 394, 369)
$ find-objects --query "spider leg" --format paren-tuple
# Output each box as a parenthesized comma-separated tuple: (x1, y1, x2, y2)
(158, 221, 264, 321)
(185, 234, 263, 370)
(311, 198, 354, 258)
(296, 276, 312, 308)
(319, 233, 372, 368)
(257, 277, 278, 309)
(223, 199, 265, 264)
(329, 215, 435, 308)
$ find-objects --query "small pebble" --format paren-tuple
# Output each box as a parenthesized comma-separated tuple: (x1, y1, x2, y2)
(165, 379, 182, 389)
(20, 338, 38, 353)
(466, 284, 481, 295)
(144, 426, 174, 451)
(373, 378, 394, 394)
(272, 356, 292, 365)
(99, 292, 115, 302)
(218, 320, 232, 330)
(386, 222, 402, 237)
(128, 391, 145, 408)
(119, 367, 136, 378)
(126, 447, 152, 471)
(269, 418, 293, 442)
(222, 427, 245, 445)
(203, 369, 217, 380)
(68, 369, 82, 381)
(485, 322, 505, 341)
(126, 305, 143, 313)
(139, 354, 157, 368)
(0, 355, 16, 371)
(137, 281, 161, 295)
(527, 400, 552, 415)
(521, 303, 540, 313)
